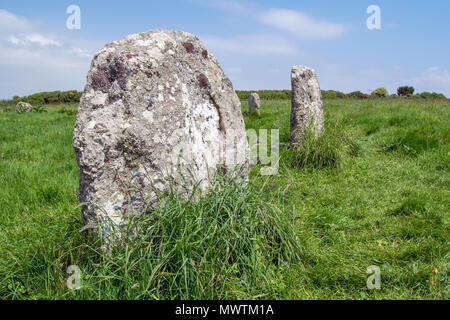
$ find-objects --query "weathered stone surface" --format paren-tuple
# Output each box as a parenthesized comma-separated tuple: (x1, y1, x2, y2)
(290, 66, 324, 144)
(16, 102, 32, 113)
(248, 93, 260, 115)
(73, 29, 248, 233)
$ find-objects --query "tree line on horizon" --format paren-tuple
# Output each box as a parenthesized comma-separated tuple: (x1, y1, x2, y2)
(0, 86, 447, 108)
(236, 87, 447, 100)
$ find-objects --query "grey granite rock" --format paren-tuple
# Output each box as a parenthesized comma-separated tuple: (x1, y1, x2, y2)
(16, 102, 32, 113)
(248, 93, 260, 115)
(290, 66, 324, 145)
(73, 29, 248, 236)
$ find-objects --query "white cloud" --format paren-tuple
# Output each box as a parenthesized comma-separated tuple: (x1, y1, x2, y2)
(0, 9, 33, 33)
(24, 33, 61, 47)
(0, 9, 99, 98)
(421, 67, 450, 86)
(258, 8, 346, 38)
(409, 67, 450, 95)
(202, 33, 297, 55)
(8, 35, 23, 45)
(7, 33, 61, 47)
(0, 10, 61, 48)
(72, 47, 93, 59)
(0, 9, 61, 47)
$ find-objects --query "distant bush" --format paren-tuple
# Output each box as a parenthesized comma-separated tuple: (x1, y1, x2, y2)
(60, 91, 82, 103)
(33, 105, 48, 113)
(17, 90, 82, 105)
(417, 92, 447, 100)
(0, 99, 15, 111)
(397, 86, 415, 97)
(236, 90, 291, 100)
(347, 91, 370, 99)
(431, 92, 446, 99)
(321, 90, 346, 99)
(237, 90, 349, 100)
(371, 87, 388, 98)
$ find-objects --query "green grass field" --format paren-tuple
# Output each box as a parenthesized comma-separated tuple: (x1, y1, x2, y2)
(0, 99, 448, 300)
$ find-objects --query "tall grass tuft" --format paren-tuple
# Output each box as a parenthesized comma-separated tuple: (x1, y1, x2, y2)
(65, 172, 302, 300)
(287, 120, 359, 170)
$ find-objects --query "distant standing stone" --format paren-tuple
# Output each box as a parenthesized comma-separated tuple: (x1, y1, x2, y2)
(16, 102, 33, 113)
(290, 66, 324, 145)
(248, 93, 260, 115)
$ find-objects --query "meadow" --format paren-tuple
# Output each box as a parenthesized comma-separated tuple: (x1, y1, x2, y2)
(0, 98, 448, 300)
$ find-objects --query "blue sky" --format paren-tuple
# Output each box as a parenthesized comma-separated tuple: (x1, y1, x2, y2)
(1, 0, 449, 99)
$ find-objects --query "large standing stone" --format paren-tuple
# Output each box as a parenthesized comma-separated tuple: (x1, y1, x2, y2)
(73, 29, 248, 234)
(290, 66, 324, 145)
(16, 102, 32, 113)
(248, 93, 260, 115)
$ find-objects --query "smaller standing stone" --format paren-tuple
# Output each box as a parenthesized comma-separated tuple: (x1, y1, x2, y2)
(248, 93, 261, 115)
(290, 66, 324, 145)
(16, 102, 33, 113)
